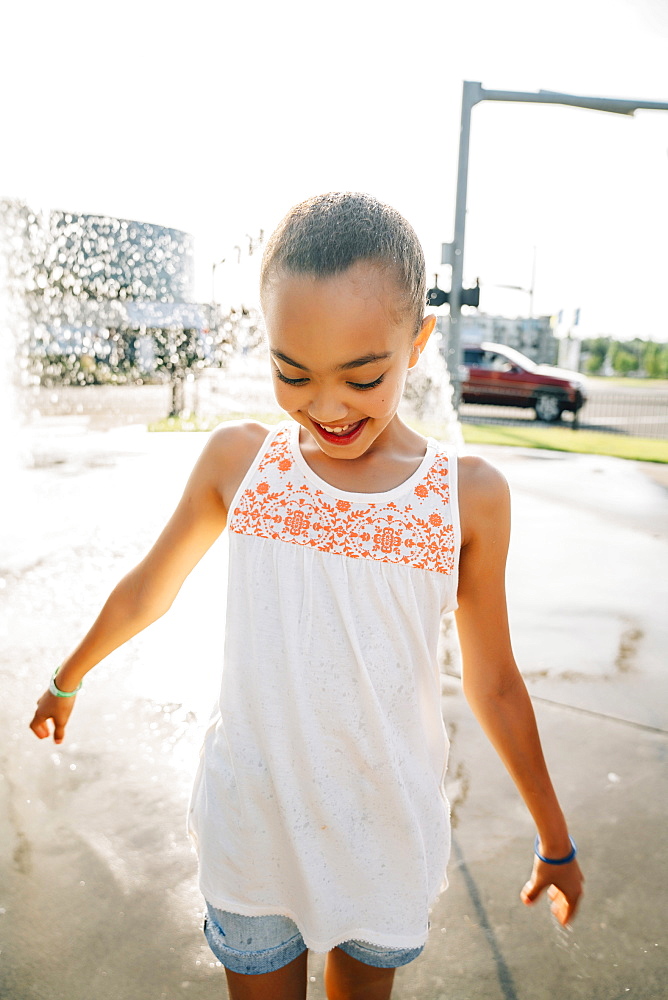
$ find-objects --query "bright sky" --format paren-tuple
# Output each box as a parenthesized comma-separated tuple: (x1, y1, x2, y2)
(2, 0, 667, 340)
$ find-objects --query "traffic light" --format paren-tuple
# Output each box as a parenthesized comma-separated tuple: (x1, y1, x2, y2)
(461, 279, 480, 308)
(426, 285, 449, 307)
(426, 278, 480, 308)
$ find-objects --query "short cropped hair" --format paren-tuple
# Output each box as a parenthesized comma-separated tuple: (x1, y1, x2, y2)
(260, 192, 426, 334)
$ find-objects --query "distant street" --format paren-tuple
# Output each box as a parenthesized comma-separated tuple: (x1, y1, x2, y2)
(461, 381, 668, 439)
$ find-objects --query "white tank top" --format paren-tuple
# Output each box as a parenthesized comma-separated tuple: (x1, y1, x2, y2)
(188, 421, 461, 952)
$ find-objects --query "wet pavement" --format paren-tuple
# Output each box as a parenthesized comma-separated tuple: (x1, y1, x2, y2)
(1, 424, 667, 999)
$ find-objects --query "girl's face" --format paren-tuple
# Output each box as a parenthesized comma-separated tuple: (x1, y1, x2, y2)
(262, 260, 434, 460)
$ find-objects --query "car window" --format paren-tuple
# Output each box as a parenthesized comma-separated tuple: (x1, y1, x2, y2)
(480, 351, 511, 371)
(484, 344, 536, 372)
(465, 350, 498, 370)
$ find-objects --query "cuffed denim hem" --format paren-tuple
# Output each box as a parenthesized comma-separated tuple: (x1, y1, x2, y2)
(203, 903, 425, 974)
(337, 937, 424, 968)
(203, 905, 307, 975)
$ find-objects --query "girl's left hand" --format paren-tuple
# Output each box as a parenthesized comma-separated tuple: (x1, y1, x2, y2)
(521, 856, 584, 925)
(29, 689, 78, 744)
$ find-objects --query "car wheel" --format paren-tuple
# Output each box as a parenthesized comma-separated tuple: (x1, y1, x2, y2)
(534, 393, 562, 422)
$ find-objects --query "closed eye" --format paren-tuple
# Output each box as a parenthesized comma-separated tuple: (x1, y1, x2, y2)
(347, 374, 385, 390)
(273, 369, 385, 391)
(273, 368, 309, 386)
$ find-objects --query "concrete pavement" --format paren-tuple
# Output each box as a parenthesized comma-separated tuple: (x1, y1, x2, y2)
(1, 425, 667, 999)
(407, 444, 668, 1000)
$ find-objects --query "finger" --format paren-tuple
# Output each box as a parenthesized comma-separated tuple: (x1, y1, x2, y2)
(550, 886, 583, 926)
(53, 723, 66, 744)
(561, 889, 583, 925)
(551, 893, 570, 926)
(521, 879, 544, 905)
(29, 716, 50, 740)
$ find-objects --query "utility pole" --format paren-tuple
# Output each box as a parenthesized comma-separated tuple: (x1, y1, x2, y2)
(444, 81, 668, 409)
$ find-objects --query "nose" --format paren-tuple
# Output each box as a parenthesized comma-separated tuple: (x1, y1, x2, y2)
(307, 385, 350, 425)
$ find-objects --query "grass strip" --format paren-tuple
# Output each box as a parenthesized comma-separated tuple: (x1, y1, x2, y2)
(461, 423, 668, 463)
(587, 376, 668, 389)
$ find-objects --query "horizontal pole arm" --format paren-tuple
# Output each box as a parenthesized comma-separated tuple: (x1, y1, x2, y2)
(536, 89, 668, 114)
(465, 81, 668, 115)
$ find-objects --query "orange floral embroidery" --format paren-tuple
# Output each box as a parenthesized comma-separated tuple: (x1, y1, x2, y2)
(284, 509, 311, 536)
(230, 427, 455, 575)
(373, 524, 402, 555)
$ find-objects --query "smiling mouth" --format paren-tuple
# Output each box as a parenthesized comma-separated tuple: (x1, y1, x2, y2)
(311, 418, 367, 444)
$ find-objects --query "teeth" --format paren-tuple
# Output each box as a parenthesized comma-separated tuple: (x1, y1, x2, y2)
(321, 423, 351, 434)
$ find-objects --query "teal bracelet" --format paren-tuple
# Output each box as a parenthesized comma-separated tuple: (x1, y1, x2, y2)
(49, 670, 82, 698)
(534, 834, 577, 865)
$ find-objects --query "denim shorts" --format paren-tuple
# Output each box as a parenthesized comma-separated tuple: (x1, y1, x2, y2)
(203, 902, 425, 975)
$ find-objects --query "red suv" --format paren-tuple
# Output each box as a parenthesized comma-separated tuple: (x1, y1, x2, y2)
(461, 342, 587, 422)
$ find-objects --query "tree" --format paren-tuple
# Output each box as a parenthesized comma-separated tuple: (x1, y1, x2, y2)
(644, 341, 668, 379)
(610, 345, 638, 376)
(585, 352, 604, 374)
(582, 336, 610, 374)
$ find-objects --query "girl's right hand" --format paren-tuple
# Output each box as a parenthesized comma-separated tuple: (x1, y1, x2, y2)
(521, 855, 584, 925)
(29, 689, 78, 744)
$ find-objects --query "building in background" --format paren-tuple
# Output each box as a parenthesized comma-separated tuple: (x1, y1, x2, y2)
(437, 312, 558, 365)
(1, 200, 220, 386)
(42, 209, 195, 303)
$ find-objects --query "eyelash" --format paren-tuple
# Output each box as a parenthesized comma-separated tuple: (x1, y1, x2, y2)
(273, 369, 385, 391)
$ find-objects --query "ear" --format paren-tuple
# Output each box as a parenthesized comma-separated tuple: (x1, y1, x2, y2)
(408, 314, 437, 368)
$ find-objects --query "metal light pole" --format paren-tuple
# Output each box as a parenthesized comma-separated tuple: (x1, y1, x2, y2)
(446, 81, 668, 409)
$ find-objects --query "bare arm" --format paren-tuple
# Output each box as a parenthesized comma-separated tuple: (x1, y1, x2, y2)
(29, 422, 266, 744)
(454, 456, 584, 924)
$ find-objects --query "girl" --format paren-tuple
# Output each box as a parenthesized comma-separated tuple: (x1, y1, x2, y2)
(30, 193, 584, 1000)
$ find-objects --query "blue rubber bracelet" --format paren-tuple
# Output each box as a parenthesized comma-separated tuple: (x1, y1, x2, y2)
(49, 670, 82, 698)
(534, 834, 577, 865)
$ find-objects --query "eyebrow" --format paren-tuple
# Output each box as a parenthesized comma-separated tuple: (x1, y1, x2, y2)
(270, 350, 393, 372)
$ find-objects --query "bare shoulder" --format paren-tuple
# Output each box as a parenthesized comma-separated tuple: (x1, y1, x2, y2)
(207, 419, 272, 457)
(202, 420, 273, 509)
(457, 454, 510, 546)
(458, 453, 509, 501)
